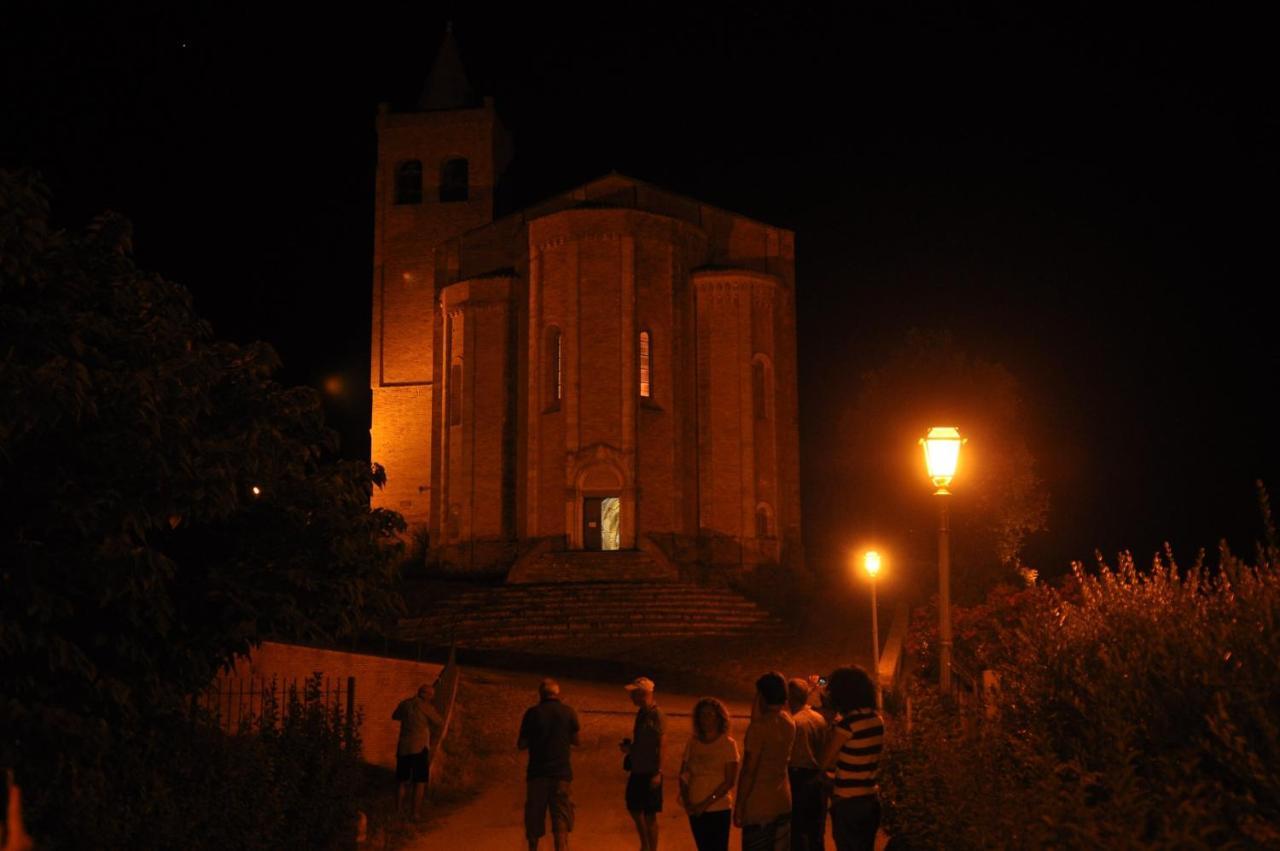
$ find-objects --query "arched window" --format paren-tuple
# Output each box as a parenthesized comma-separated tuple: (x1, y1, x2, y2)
(546, 328, 562, 411)
(752, 360, 767, 421)
(752, 354, 774, 422)
(395, 160, 422, 205)
(638, 330, 652, 398)
(448, 362, 463, 426)
(440, 157, 469, 202)
(756, 504, 774, 539)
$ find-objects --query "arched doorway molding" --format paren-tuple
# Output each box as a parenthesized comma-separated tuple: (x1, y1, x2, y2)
(566, 443, 636, 550)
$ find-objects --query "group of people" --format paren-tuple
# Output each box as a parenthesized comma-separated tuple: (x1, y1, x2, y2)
(516, 666, 883, 851)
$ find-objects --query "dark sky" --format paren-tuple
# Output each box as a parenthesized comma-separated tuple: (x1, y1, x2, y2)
(5, 2, 1278, 578)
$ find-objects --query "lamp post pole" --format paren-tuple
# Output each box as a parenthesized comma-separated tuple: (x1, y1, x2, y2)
(870, 568, 882, 710)
(937, 494, 952, 695)
(863, 550, 883, 710)
(921, 426, 963, 696)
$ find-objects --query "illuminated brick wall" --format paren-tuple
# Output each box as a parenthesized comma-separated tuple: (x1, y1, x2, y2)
(368, 90, 801, 572)
(369, 100, 511, 529)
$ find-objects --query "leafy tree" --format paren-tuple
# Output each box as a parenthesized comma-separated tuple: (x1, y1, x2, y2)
(0, 170, 404, 837)
(840, 330, 1048, 600)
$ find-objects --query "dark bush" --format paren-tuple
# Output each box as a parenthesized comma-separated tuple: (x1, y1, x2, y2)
(883, 538, 1280, 848)
(15, 674, 363, 850)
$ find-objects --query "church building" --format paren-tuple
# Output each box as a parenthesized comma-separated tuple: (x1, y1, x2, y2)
(370, 33, 803, 577)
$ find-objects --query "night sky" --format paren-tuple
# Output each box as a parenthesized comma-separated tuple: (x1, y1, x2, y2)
(5, 3, 1278, 580)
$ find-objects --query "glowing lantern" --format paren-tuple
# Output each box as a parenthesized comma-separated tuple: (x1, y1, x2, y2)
(863, 550, 882, 578)
(920, 426, 964, 494)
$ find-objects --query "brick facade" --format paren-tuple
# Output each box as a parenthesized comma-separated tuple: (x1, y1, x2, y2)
(370, 44, 802, 576)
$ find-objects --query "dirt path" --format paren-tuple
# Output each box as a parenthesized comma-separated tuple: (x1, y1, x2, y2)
(402, 667, 887, 851)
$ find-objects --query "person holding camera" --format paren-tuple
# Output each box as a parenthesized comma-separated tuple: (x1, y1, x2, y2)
(620, 676, 665, 851)
(787, 678, 829, 851)
(735, 672, 797, 851)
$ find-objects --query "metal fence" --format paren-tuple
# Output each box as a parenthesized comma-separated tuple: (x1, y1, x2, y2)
(195, 674, 356, 735)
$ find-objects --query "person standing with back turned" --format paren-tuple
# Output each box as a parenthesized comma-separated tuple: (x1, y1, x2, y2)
(787, 678, 829, 851)
(518, 678, 580, 851)
(735, 672, 797, 851)
(816, 666, 883, 851)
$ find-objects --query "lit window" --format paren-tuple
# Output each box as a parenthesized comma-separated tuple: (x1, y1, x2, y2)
(395, 161, 422, 205)
(440, 158, 469, 202)
(639, 330, 651, 398)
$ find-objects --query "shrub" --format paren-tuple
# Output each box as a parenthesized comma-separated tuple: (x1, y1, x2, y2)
(883, 539, 1280, 848)
(15, 673, 364, 850)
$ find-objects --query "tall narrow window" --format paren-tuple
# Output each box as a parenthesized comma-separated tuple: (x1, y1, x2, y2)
(756, 505, 773, 539)
(440, 157, 469, 202)
(638, 330, 651, 398)
(395, 160, 422, 205)
(546, 328, 562, 411)
(752, 360, 767, 420)
(448, 362, 462, 426)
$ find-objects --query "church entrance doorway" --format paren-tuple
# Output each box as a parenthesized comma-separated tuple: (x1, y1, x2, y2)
(583, 496, 621, 551)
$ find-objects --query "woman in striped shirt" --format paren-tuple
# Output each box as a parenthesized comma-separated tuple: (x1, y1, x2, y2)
(817, 666, 883, 851)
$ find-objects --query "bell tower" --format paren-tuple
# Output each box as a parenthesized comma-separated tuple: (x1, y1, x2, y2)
(370, 26, 512, 529)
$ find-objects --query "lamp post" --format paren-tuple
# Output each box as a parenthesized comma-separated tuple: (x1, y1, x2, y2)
(863, 550, 883, 710)
(920, 426, 964, 694)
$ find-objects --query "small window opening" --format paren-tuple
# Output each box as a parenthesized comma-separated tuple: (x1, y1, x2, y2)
(395, 161, 422, 205)
(440, 158, 469, 202)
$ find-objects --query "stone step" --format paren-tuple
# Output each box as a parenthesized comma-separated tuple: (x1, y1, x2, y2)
(508, 549, 679, 584)
(399, 577, 787, 649)
(400, 625, 787, 645)
(418, 597, 764, 612)
(429, 584, 759, 600)
(403, 615, 773, 634)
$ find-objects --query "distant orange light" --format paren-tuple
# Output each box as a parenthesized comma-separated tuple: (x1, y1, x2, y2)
(921, 426, 964, 494)
(323, 375, 344, 396)
(251, 485, 262, 496)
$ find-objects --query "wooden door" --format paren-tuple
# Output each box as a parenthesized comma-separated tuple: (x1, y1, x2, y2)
(583, 497, 603, 550)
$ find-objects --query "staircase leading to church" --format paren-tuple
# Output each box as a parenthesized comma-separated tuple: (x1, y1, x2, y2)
(398, 580, 787, 648)
(508, 549, 678, 584)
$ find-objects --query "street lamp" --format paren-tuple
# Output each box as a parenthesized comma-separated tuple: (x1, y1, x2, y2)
(921, 426, 964, 693)
(863, 550, 883, 710)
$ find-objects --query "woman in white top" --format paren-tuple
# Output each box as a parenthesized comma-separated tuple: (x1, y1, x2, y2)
(679, 697, 740, 851)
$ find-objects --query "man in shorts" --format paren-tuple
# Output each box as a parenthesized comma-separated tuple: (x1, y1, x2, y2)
(518, 678, 580, 851)
(620, 676, 665, 851)
(392, 682, 444, 820)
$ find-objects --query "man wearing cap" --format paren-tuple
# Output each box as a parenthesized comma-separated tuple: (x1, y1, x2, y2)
(518, 678, 581, 851)
(392, 682, 444, 821)
(621, 676, 666, 851)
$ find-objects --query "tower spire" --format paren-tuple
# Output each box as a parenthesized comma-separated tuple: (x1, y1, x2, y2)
(418, 23, 477, 110)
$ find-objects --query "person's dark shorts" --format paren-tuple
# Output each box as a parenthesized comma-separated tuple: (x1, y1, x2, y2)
(525, 777, 574, 839)
(625, 772, 663, 814)
(396, 748, 431, 783)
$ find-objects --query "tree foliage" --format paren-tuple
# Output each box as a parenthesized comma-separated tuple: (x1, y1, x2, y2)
(883, 514, 1280, 848)
(840, 330, 1049, 599)
(0, 170, 404, 838)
